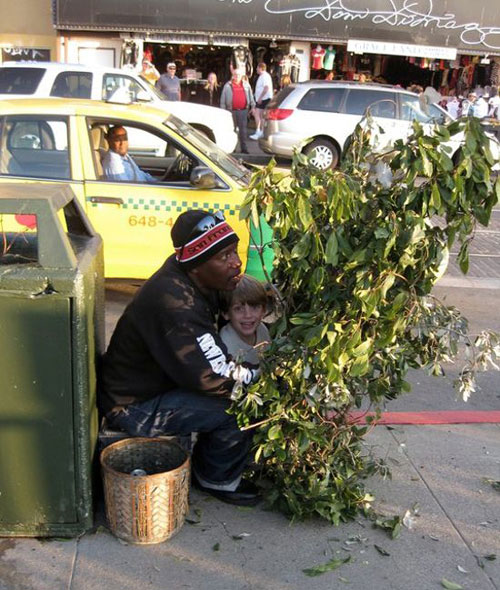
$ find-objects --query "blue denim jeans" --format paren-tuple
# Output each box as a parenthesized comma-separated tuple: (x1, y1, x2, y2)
(107, 389, 252, 489)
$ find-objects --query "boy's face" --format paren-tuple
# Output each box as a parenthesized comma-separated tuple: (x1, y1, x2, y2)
(224, 301, 266, 344)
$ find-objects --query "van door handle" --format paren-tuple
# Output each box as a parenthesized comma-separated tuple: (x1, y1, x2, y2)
(89, 196, 124, 205)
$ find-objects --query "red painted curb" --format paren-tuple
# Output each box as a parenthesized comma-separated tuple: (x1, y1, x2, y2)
(349, 411, 500, 425)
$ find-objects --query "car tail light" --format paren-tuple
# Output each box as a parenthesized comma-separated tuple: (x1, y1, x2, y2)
(266, 108, 294, 120)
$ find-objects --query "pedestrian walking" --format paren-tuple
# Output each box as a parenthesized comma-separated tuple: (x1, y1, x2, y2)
(220, 68, 255, 154)
(250, 63, 273, 140)
(156, 62, 181, 101)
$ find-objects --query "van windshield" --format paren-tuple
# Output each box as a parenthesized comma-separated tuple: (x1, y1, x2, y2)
(164, 114, 250, 183)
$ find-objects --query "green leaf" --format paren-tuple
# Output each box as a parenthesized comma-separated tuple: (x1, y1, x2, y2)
(441, 578, 463, 589)
(212, 543, 220, 551)
(268, 424, 282, 440)
(431, 183, 442, 210)
(298, 197, 314, 229)
(325, 231, 339, 265)
(302, 556, 352, 577)
(457, 243, 469, 275)
(350, 355, 370, 377)
(483, 554, 496, 561)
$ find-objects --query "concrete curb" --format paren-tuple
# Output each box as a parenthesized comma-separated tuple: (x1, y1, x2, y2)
(438, 275, 500, 289)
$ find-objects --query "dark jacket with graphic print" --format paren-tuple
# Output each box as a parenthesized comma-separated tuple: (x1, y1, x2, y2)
(99, 254, 256, 415)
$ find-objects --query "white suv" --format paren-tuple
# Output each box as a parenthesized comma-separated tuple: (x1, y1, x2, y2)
(0, 62, 237, 153)
(259, 81, 484, 169)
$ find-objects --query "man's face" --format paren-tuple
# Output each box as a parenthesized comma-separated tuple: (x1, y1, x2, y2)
(108, 127, 128, 156)
(168, 66, 176, 77)
(191, 243, 242, 291)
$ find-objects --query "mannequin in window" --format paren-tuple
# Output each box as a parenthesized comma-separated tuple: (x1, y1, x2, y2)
(311, 44, 325, 70)
(324, 45, 336, 71)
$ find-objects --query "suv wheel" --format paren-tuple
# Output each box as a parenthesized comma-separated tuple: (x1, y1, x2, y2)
(304, 139, 339, 170)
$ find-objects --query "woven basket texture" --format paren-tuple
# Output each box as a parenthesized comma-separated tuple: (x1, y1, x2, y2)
(101, 437, 190, 544)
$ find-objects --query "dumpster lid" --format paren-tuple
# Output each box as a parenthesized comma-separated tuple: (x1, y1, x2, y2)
(0, 183, 98, 269)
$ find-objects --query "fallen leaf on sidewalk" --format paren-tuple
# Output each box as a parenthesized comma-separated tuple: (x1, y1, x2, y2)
(441, 578, 463, 589)
(374, 544, 390, 556)
(232, 532, 251, 540)
(456, 565, 468, 574)
(302, 556, 352, 577)
(212, 543, 220, 551)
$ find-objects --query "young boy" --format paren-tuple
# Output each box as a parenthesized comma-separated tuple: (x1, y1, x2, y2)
(220, 274, 271, 366)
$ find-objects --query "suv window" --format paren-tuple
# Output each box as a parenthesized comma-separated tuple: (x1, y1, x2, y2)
(102, 74, 146, 102)
(345, 89, 396, 118)
(50, 72, 92, 99)
(400, 94, 448, 124)
(268, 85, 296, 109)
(0, 116, 70, 179)
(0, 68, 45, 95)
(298, 88, 344, 112)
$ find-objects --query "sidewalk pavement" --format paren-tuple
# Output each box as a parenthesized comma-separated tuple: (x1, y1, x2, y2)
(1, 181, 499, 590)
(2, 286, 499, 590)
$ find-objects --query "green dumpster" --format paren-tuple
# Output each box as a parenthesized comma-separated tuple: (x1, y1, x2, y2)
(0, 183, 104, 537)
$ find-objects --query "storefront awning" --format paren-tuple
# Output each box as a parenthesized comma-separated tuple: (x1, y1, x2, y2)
(347, 40, 457, 60)
(54, 0, 500, 55)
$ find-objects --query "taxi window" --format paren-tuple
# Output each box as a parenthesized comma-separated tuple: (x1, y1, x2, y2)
(90, 120, 200, 185)
(0, 116, 70, 179)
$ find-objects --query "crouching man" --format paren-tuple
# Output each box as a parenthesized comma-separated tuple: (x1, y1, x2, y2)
(99, 210, 260, 506)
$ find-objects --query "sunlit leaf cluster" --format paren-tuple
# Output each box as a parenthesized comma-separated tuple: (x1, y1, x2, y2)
(236, 116, 500, 522)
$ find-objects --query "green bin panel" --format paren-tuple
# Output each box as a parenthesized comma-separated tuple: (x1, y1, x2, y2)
(0, 295, 76, 527)
(0, 183, 105, 537)
(246, 215, 274, 282)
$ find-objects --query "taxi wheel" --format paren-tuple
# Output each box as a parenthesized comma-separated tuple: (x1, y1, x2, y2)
(304, 139, 339, 170)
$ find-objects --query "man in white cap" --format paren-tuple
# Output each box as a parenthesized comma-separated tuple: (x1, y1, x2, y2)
(100, 210, 261, 506)
(156, 62, 181, 101)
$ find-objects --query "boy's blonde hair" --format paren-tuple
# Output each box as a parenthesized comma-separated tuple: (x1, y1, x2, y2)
(220, 274, 267, 312)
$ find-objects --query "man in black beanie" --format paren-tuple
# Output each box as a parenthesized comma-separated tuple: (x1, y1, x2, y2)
(100, 210, 260, 506)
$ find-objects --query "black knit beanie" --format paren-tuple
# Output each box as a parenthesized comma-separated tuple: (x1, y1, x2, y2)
(171, 209, 239, 271)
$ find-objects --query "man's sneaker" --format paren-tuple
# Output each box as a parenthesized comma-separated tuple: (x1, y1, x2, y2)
(191, 475, 261, 506)
(250, 131, 263, 140)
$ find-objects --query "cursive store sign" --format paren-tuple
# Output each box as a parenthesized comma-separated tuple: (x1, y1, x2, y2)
(218, 0, 500, 50)
(54, 0, 500, 52)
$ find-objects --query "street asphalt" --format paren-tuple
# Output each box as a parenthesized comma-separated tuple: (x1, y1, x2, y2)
(1, 151, 499, 590)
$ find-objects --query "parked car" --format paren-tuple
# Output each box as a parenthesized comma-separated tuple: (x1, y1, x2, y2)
(0, 62, 238, 153)
(259, 81, 498, 169)
(0, 98, 269, 279)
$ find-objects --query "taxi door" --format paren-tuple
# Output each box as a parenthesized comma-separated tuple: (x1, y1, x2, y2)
(76, 116, 246, 279)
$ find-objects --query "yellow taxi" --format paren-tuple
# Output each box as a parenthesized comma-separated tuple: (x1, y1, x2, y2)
(0, 98, 270, 279)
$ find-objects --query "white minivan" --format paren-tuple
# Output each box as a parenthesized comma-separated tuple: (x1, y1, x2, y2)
(259, 81, 499, 170)
(0, 62, 238, 153)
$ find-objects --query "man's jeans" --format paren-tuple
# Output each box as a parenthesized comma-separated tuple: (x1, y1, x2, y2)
(232, 108, 249, 152)
(107, 389, 252, 491)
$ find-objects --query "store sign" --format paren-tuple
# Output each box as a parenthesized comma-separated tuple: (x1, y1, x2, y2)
(54, 0, 500, 53)
(348, 40, 457, 60)
(1, 47, 50, 62)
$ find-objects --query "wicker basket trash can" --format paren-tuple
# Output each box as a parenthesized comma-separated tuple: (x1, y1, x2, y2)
(100, 437, 190, 544)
